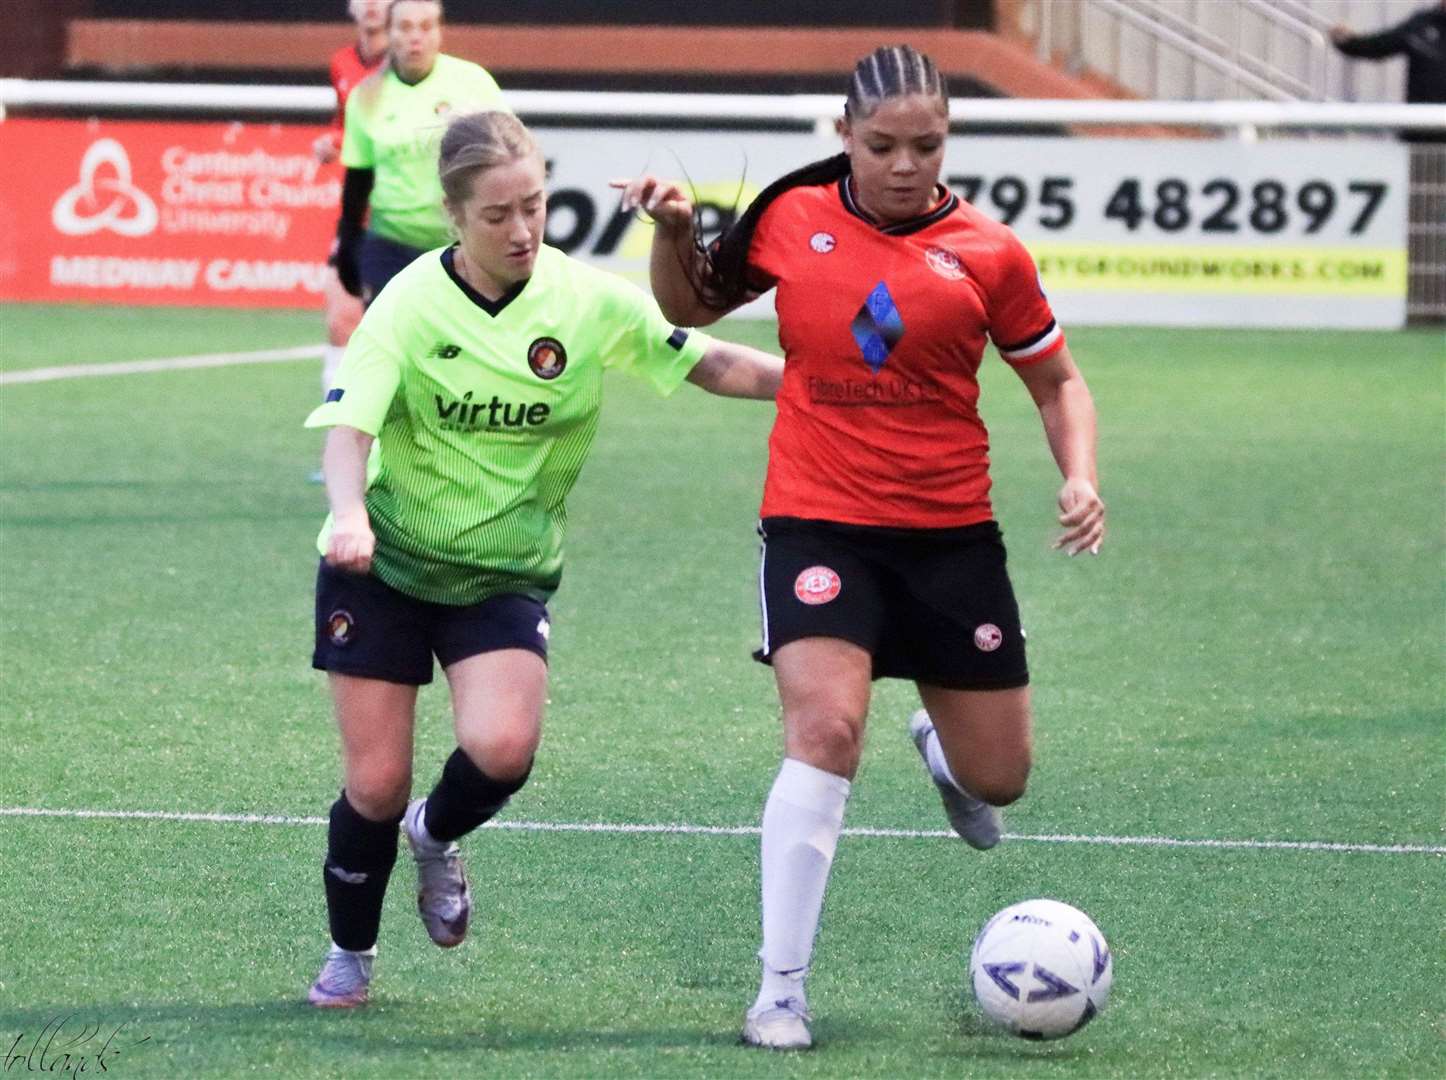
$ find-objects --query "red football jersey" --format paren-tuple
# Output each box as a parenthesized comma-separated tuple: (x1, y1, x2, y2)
(747, 178, 1065, 528)
(328, 43, 386, 136)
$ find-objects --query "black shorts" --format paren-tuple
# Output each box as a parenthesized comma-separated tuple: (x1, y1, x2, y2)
(755, 517, 1028, 691)
(312, 560, 550, 686)
(359, 231, 426, 306)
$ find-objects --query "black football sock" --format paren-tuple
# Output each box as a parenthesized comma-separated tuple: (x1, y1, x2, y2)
(322, 791, 403, 952)
(421, 748, 531, 843)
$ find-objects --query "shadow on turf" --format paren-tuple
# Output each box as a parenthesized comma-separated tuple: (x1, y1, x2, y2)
(0, 1001, 1095, 1061)
(0, 1002, 722, 1056)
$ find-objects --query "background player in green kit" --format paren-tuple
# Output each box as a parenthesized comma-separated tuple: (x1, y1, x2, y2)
(303, 110, 784, 1007)
(331, 0, 505, 304)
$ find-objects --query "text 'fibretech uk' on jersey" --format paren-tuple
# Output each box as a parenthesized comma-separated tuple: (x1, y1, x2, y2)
(746, 178, 1065, 529)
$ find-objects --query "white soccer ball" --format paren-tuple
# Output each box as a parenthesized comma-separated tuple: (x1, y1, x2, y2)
(969, 898, 1113, 1040)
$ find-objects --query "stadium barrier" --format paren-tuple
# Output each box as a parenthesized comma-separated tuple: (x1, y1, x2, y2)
(1, 81, 1442, 324)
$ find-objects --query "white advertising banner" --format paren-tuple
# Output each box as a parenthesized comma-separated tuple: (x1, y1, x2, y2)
(537, 129, 1409, 329)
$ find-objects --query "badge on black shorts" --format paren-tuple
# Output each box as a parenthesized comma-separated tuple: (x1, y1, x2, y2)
(327, 608, 356, 647)
(973, 623, 1003, 652)
(794, 566, 841, 605)
(527, 337, 567, 380)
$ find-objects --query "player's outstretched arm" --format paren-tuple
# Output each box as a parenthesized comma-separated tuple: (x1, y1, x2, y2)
(683, 339, 783, 400)
(611, 175, 725, 327)
(1330, 18, 1411, 59)
(322, 425, 377, 574)
(1012, 346, 1105, 556)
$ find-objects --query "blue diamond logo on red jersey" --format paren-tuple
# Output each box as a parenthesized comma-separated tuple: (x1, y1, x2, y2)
(850, 282, 904, 374)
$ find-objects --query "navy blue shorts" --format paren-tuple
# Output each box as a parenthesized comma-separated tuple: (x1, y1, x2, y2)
(755, 517, 1029, 691)
(359, 231, 427, 306)
(312, 560, 550, 686)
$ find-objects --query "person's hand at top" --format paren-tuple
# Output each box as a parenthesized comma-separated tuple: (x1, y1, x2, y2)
(610, 176, 695, 234)
(313, 131, 342, 164)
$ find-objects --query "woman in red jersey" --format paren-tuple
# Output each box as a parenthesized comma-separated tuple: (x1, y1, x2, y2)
(313, 1, 389, 438)
(617, 44, 1104, 1050)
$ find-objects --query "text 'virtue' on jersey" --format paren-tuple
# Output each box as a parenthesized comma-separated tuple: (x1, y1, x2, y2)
(747, 178, 1065, 529)
(340, 54, 506, 250)
(305, 243, 709, 605)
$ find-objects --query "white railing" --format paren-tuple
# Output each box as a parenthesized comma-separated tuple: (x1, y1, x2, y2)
(1088, 0, 1308, 101)
(2, 80, 1444, 137)
(1037, 0, 1336, 101)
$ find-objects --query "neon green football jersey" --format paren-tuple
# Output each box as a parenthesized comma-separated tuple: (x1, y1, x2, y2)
(340, 54, 506, 249)
(305, 244, 710, 605)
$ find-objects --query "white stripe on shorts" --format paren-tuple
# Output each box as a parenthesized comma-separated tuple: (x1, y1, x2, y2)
(757, 523, 771, 658)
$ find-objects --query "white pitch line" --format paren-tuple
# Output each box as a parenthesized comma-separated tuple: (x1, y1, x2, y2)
(1, 806, 1441, 855)
(0, 345, 323, 385)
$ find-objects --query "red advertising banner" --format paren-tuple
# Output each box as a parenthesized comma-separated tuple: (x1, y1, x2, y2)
(0, 118, 339, 308)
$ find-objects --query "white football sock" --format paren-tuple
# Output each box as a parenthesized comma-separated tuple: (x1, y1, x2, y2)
(924, 726, 973, 795)
(321, 344, 345, 393)
(753, 757, 851, 1011)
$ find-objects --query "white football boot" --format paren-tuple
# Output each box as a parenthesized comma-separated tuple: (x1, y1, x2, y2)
(307, 943, 375, 1008)
(909, 710, 1002, 850)
(403, 798, 472, 947)
(742, 997, 813, 1050)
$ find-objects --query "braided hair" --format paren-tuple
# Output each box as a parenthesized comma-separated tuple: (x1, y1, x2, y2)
(697, 45, 948, 311)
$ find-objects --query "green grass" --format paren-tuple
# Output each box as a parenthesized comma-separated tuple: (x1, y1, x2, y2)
(1, 303, 1442, 1078)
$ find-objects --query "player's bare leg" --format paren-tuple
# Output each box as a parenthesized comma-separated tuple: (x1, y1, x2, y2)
(309, 674, 418, 1006)
(403, 649, 544, 947)
(744, 637, 870, 1050)
(909, 685, 1032, 848)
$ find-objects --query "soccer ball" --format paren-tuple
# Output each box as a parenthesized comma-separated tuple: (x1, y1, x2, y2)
(969, 898, 1113, 1040)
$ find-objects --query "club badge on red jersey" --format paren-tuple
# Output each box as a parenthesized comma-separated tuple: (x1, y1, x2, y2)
(925, 246, 966, 281)
(809, 231, 837, 254)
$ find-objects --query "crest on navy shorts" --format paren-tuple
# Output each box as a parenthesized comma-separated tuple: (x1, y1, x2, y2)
(973, 623, 1003, 652)
(527, 337, 567, 380)
(328, 609, 356, 647)
(794, 566, 841, 606)
(810, 231, 836, 254)
(925, 246, 965, 281)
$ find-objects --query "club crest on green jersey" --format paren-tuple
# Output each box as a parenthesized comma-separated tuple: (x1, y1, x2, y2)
(527, 337, 567, 380)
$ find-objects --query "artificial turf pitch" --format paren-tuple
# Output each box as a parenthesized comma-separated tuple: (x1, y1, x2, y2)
(1, 303, 1442, 1078)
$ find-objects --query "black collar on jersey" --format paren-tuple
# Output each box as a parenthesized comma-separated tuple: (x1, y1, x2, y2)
(442, 246, 528, 317)
(838, 177, 958, 237)
(390, 58, 437, 87)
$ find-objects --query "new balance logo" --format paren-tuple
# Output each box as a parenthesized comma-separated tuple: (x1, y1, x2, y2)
(427, 343, 462, 359)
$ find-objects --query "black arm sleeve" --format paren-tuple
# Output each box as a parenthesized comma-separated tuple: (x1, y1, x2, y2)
(330, 168, 374, 296)
(1334, 17, 1412, 60)
(337, 167, 375, 239)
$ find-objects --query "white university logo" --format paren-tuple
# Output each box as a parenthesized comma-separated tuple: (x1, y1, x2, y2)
(52, 139, 158, 237)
